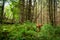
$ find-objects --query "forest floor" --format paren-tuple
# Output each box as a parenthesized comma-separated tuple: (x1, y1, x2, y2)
(0, 23, 60, 40)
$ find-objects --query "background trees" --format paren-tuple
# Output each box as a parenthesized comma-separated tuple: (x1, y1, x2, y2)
(0, 0, 59, 25)
(1, 0, 60, 40)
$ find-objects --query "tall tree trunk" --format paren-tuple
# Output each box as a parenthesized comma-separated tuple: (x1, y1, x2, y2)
(41, 0, 43, 24)
(27, 0, 32, 22)
(26, 0, 29, 21)
(19, 0, 25, 24)
(48, 0, 57, 26)
(34, 0, 37, 23)
(32, 0, 35, 22)
(33, 0, 36, 23)
(0, 0, 5, 24)
(48, 0, 54, 25)
(53, 0, 57, 26)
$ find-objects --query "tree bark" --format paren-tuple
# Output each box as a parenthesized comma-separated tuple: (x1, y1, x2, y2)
(19, 0, 25, 24)
(27, 0, 32, 22)
(48, 0, 57, 26)
(0, 0, 5, 24)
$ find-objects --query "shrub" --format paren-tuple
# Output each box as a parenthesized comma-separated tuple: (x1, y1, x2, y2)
(38, 24, 55, 40)
(0, 22, 37, 40)
(0, 23, 60, 40)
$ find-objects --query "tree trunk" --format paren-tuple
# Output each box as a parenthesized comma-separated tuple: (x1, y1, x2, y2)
(0, 0, 5, 24)
(48, 0, 57, 26)
(27, 0, 32, 22)
(19, 0, 25, 24)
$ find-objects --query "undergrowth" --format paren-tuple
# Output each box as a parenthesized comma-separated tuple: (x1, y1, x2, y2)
(0, 22, 60, 40)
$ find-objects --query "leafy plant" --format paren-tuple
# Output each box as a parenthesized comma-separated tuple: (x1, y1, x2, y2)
(0, 23, 60, 40)
(38, 24, 55, 40)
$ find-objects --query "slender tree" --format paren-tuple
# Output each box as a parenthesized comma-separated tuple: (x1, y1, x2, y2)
(19, 0, 25, 23)
(27, 0, 32, 22)
(53, 0, 57, 25)
(0, 0, 5, 24)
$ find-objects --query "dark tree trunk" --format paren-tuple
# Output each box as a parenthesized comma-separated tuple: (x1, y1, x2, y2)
(48, 0, 54, 25)
(53, 0, 57, 26)
(0, 0, 5, 24)
(27, 0, 32, 22)
(19, 0, 25, 24)
(48, 0, 57, 26)
(26, 0, 28, 21)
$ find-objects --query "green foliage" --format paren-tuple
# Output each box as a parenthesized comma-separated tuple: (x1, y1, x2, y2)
(5, 5, 13, 19)
(0, 23, 60, 40)
(38, 24, 54, 40)
(4, 0, 20, 22)
(54, 26, 60, 40)
(0, 22, 37, 40)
